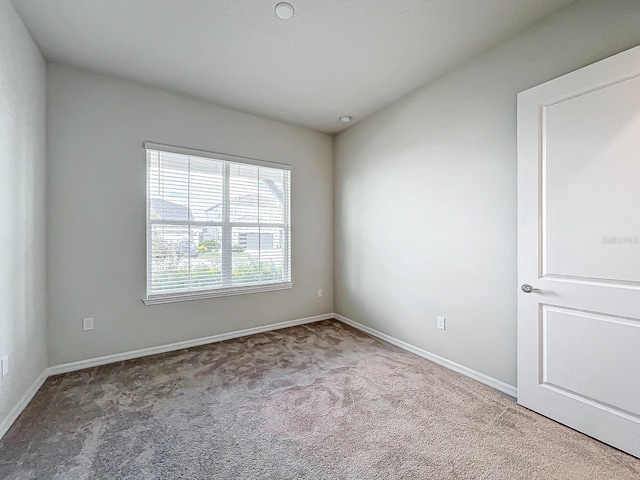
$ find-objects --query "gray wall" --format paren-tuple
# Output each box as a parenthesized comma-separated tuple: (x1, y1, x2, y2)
(0, 0, 47, 428)
(47, 64, 334, 366)
(334, 0, 640, 387)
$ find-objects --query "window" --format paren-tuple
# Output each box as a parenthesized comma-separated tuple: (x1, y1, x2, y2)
(144, 142, 291, 304)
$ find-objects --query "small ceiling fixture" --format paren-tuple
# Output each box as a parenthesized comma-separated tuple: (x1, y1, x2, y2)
(339, 115, 352, 124)
(274, 2, 295, 20)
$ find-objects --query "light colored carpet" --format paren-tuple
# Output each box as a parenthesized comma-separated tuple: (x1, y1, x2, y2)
(1, 319, 638, 479)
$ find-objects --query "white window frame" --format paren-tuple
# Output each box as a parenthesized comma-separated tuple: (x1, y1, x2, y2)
(143, 142, 292, 305)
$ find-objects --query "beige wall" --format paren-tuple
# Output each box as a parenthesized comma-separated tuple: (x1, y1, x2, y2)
(0, 0, 47, 430)
(334, 0, 640, 387)
(46, 64, 333, 366)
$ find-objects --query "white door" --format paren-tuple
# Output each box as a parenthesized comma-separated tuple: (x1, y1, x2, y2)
(517, 45, 640, 458)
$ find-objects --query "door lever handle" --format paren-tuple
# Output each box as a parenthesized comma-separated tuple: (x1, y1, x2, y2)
(521, 284, 542, 293)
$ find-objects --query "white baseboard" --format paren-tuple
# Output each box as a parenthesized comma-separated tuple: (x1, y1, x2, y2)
(0, 370, 48, 440)
(47, 313, 333, 376)
(334, 313, 517, 397)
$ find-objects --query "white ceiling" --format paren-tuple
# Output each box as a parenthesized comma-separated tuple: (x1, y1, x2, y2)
(12, 0, 573, 133)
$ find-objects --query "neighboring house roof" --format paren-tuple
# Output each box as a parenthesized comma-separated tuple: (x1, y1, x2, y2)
(205, 202, 222, 213)
(150, 198, 194, 221)
(204, 181, 283, 213)
(206, 193, 280, 210)
(205, 192, 281, 222)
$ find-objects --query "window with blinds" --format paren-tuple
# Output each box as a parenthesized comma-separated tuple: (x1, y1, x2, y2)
(144, 143, 292, 304)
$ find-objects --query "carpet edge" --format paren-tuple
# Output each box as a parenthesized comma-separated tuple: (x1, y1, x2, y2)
(333, 313, 517, 397)
(47, 313, 334, 376)
(0, 370, 48, 441)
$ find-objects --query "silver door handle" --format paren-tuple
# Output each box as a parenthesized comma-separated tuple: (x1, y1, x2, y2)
(521, 284, 542, 293)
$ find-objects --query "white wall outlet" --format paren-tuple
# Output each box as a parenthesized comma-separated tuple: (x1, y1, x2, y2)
(83, 317, 94, 331)
(437, 316, 446, 330)
(1, 355, 8, 377)
(317, 289, 323, 298)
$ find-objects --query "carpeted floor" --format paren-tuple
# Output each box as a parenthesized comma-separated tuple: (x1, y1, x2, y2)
(1, 320, 639, 479)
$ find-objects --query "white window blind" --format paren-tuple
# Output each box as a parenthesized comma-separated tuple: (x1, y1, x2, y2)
(144, 143, 291, 304)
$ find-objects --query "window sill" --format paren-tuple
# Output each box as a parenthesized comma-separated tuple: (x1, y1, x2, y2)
(142, 282, 293, 305)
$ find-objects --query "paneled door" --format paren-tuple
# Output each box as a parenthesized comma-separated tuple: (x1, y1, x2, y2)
(517, 45, 640, 458)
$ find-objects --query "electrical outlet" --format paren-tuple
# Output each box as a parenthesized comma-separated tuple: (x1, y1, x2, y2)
(83, 317, 94, 331)
(317, 289, 323, 298)
(1, 355, 8, 377)
(437, 316, 446, 330)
